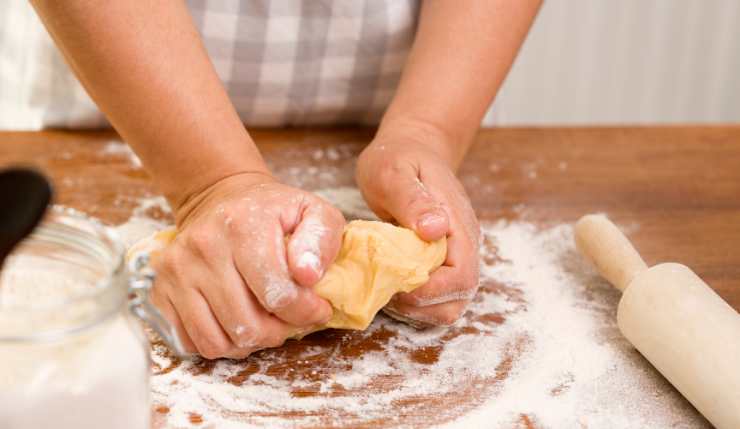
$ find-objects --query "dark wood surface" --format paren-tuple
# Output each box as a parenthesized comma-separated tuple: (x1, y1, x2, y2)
(1, 126, 738, 427)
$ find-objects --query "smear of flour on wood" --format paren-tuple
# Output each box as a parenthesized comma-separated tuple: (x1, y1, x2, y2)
(100, 140, 143, 168)
(113, 187, 709, 429)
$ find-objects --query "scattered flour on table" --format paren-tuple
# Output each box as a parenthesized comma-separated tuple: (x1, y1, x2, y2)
(111, 187, 708, 429)
(112, 196, 171, 248)
(315, 186, 378, 221)
(100, 140, 143, 168)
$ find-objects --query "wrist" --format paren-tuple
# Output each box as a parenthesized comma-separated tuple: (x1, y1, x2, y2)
(173, 170, 276, 226)
(160, 139, 273, 216)
(374, 115, 471, 169)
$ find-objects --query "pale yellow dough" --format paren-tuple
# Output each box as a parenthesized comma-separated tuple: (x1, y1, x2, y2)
(128, 220, 446, 334)
(314, 220, 446, 330)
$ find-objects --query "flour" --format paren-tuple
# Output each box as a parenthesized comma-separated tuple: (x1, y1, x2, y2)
(0, 220, 150, 429)
(100, 140, 143, 168)
(310, 147, 347, 163)
(289, 209, 328, 276)
(296, 251, 321, 274)
(262, 273, 298, 311)
(113, 187, 709, 429)
(315, 186, 378, 220)
(0, 254, 90, 309)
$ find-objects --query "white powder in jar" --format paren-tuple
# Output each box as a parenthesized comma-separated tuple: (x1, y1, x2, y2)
(0, 236, 150, 429)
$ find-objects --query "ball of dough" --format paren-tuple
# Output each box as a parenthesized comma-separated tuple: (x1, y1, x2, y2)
(314, 220, 446, 331)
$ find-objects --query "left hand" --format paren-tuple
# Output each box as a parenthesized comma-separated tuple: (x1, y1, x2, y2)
(356, 128, 480, 326)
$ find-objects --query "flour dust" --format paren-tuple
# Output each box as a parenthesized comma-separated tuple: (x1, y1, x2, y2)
(109, 187, 708, 429)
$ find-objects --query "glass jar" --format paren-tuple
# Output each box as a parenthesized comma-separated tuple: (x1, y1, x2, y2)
(0, 207, 173, 429)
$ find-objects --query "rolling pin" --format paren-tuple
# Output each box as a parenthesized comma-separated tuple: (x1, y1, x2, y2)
(574, 214, 740, 429)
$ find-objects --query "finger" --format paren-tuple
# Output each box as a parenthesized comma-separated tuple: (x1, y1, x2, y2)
(165, 231, 253, 354)
(168, 286, 234, 360)
(151, 284, 197, 354)
(394, 265, 478, 307)
(378, 164, 449, 241)
(238, 290, 296, 351)
(395, 212, 480, 307)
(234, 221, 332, 327)
(213, 293, 294, 360)
(384, 298, 471, 327)
(286, 202, 345, 287)
(198, 261, 294, 351)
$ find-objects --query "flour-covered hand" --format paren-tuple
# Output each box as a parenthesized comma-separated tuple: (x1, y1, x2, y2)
(356, 132, 480, 326)
(150, 173, 345, 359)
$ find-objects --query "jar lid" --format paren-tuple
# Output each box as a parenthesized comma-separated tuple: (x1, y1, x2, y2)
(0, 206, 127, 341)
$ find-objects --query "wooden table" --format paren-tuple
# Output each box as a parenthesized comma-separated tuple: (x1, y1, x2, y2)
(1, 126, 739, 427)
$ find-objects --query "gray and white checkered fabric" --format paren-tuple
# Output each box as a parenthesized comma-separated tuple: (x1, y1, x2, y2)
(0, 0, 419, 130)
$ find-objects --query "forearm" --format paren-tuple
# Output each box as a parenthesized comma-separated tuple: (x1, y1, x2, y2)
(380, 0, 541, 168)
(30, 0, 269, 209)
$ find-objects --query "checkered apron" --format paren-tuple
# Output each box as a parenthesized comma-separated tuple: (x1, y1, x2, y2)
(0, 0, 419, 130)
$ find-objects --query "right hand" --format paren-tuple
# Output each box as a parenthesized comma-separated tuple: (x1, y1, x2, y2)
(150, 173, 346, 359)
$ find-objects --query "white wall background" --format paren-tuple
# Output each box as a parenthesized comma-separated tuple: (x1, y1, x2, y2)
(484, 0, 740, 125)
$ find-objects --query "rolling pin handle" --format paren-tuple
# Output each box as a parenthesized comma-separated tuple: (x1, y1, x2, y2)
(574, 214, 648, 292)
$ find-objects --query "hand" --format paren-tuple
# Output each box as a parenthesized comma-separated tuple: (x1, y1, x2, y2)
(150, 173, 346, 359)
(356, 128, 480, 326)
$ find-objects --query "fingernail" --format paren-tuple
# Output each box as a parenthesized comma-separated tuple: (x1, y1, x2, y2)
(417, 212, 446, 231)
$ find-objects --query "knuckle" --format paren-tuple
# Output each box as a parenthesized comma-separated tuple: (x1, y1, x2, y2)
(221, 206, 237, 220)
(234, 324, 266, 349)
(232, 321, 287, 351)
(198, 338, 230, 360)
(158, 249, 186, 283)
(158, 248, 178, 271)
(220, 208, 238, 229)
(436, 302, 468, 326)
(186, 230, 216, 256)
(230, 213, 253, 236)
(262, 282, 298, 312)
(389, 158, 408, 174)
(377, 159, 404, 188)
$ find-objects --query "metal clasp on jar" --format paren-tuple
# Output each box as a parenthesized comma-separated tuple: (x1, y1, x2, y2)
(128, 252, 188, 358)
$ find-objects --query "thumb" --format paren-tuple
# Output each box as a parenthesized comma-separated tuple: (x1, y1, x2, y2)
(286, 202, 345, 287)
(379, 172, 449, 241)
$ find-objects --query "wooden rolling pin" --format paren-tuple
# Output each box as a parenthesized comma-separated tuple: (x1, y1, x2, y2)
(575, 214, 740, 429)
